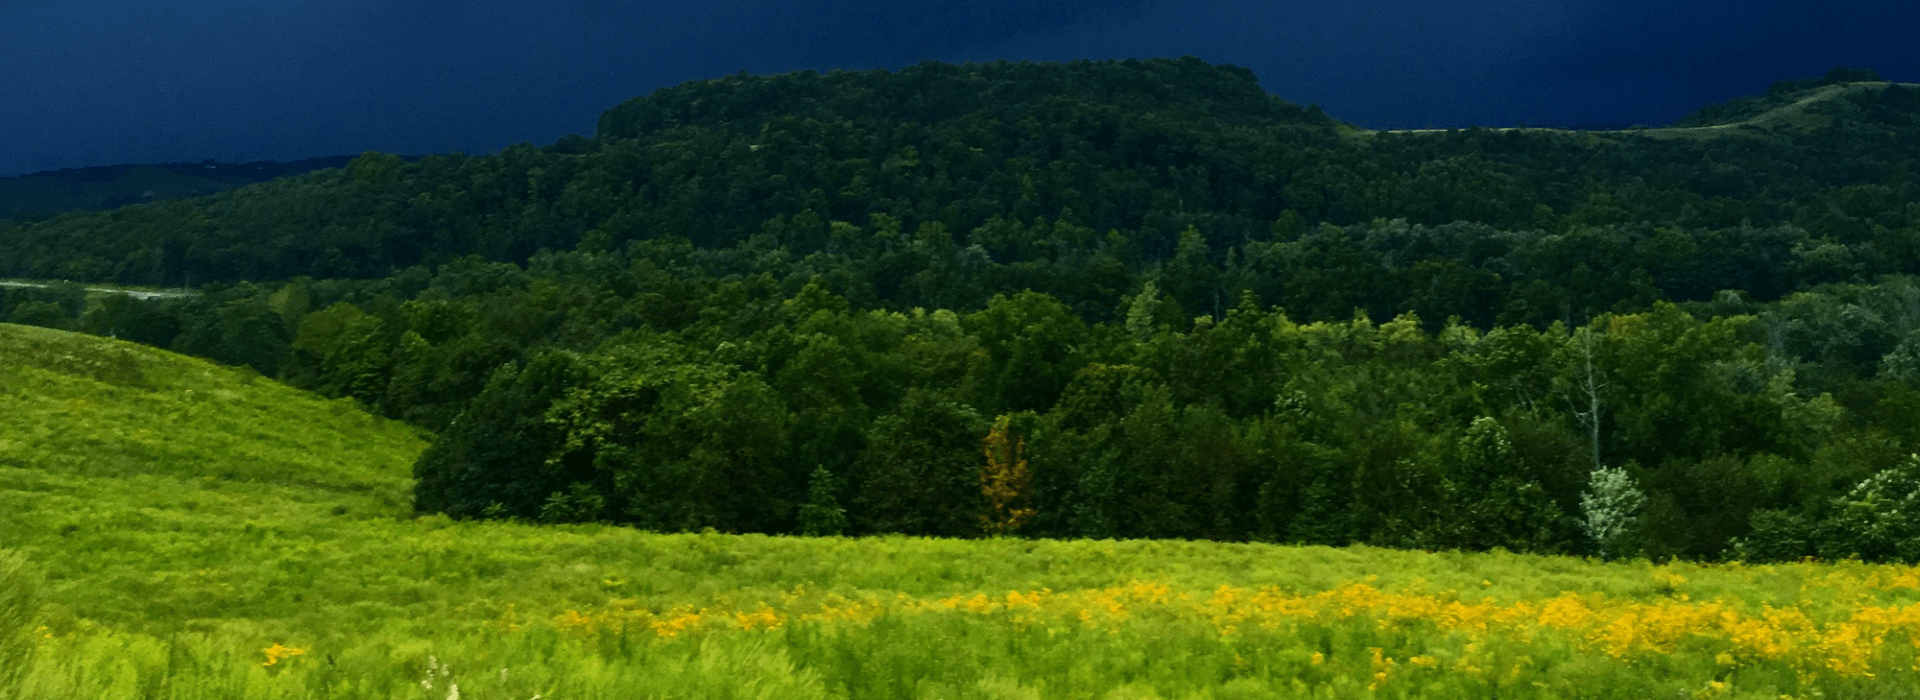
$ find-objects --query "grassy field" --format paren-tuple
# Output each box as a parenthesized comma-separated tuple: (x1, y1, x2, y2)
(5, 323, 1920, 699)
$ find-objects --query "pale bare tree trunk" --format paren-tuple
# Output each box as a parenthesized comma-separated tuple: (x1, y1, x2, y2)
(1569, 327, 1606, 471)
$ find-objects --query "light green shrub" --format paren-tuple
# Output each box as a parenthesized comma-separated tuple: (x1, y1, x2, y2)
(1580, 466, 1647, 559)
(1818, 455, 1920, 562)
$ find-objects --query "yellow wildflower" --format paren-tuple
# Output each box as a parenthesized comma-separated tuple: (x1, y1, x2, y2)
(1368, 647, 1396, 689)
(734, 605, 783, 631)
(1691, 679, 1728, 699)
(554, 609, 594, 637)
(261, 643, 305, 666)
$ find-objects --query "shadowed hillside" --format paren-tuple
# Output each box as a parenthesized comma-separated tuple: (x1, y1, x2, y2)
(0, 156, 367, 221)
(1, 59, 1916, 296)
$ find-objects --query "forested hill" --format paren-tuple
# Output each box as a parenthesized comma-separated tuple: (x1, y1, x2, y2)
(11, 59, 1920, 563)
(593, 58, 1332, 138)
(3, 57, 1917, 327)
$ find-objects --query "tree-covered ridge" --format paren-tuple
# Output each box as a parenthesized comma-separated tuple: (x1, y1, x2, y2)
(595, 56, 1329, 139)
(1, 58, 1917, 327)
(8, 58, 1920, 563)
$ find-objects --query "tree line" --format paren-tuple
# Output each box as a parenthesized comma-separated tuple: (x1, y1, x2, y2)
(10, 253, 1920, 560)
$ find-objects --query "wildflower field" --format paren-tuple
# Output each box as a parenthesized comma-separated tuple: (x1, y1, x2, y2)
(7, 322, 1920, 699)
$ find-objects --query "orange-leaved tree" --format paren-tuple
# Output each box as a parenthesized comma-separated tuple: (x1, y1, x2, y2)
(980, 414, 1036, 536)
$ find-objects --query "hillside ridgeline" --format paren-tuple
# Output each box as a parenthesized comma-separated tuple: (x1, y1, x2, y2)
(0, 156, 368, 221)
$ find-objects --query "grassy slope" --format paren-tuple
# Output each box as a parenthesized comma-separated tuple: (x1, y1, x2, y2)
(5, 323, 1920, 698)
(1366, 81, 1920, 141)
(1634, 82, 1920, 139)
(0, 323, 423, 633)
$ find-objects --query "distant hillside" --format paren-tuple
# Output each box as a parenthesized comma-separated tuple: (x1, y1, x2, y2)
(0, 322, 423, 507)
(596, 57, 1334, 140)
(1674, 67, 1887, 127)
(3, 57, 1919, 295)
(0, 322, 426, 628)
(1375, 70, 1919, 141)
(0, 156, 377, 221)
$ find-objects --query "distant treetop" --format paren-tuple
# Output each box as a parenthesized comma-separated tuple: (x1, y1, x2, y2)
(595, 57, 1335, 141)
(1768, 67, 1887, 96)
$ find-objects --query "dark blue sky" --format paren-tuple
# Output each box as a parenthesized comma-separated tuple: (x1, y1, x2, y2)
(4, 0, 1916, 176)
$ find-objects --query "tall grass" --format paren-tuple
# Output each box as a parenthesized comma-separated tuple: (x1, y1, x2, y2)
(0, 550, 42, 697)
(11, 562, 1920, 699)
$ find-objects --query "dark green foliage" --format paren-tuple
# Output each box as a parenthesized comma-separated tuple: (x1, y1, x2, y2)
(2, 282, 84, 330)
(1434, 417, 1567, 553)
(962, 291, 1090, 414)
(285, 302, 392, 404)
(5, 300, 73, 330)
(413, 351, 588, 519)
(798, 465, 850, 537)
(1032, 363, 1166, 538)
(545, 343, 793, 532)
(78, 293, 182, 347)
(1737, 509, 1819, 562)
(6, 61, 1920, 334)
(596, 57, 1321, 142)
(22, 246, 1920, 559)
(11, 61, 1920, 560)
(168, 291, 291, 376)
(851, 389, 989, 537)
(539, 482, 607, 525)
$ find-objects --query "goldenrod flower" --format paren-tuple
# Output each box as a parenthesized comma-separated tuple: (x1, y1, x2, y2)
(261, 643, 305, 666)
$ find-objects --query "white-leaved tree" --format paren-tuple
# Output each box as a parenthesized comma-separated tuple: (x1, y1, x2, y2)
(1580, 466, 1646, 559)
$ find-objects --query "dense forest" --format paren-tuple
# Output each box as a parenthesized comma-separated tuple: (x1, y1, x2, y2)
(6, 58, 1920, 562)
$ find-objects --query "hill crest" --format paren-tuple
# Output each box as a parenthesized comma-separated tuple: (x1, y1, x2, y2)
(595, 56, 1337, 141)
(0, 156, 376, 221)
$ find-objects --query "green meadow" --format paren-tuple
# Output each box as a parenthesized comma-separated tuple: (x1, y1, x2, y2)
(6, 322, 1920, 699)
